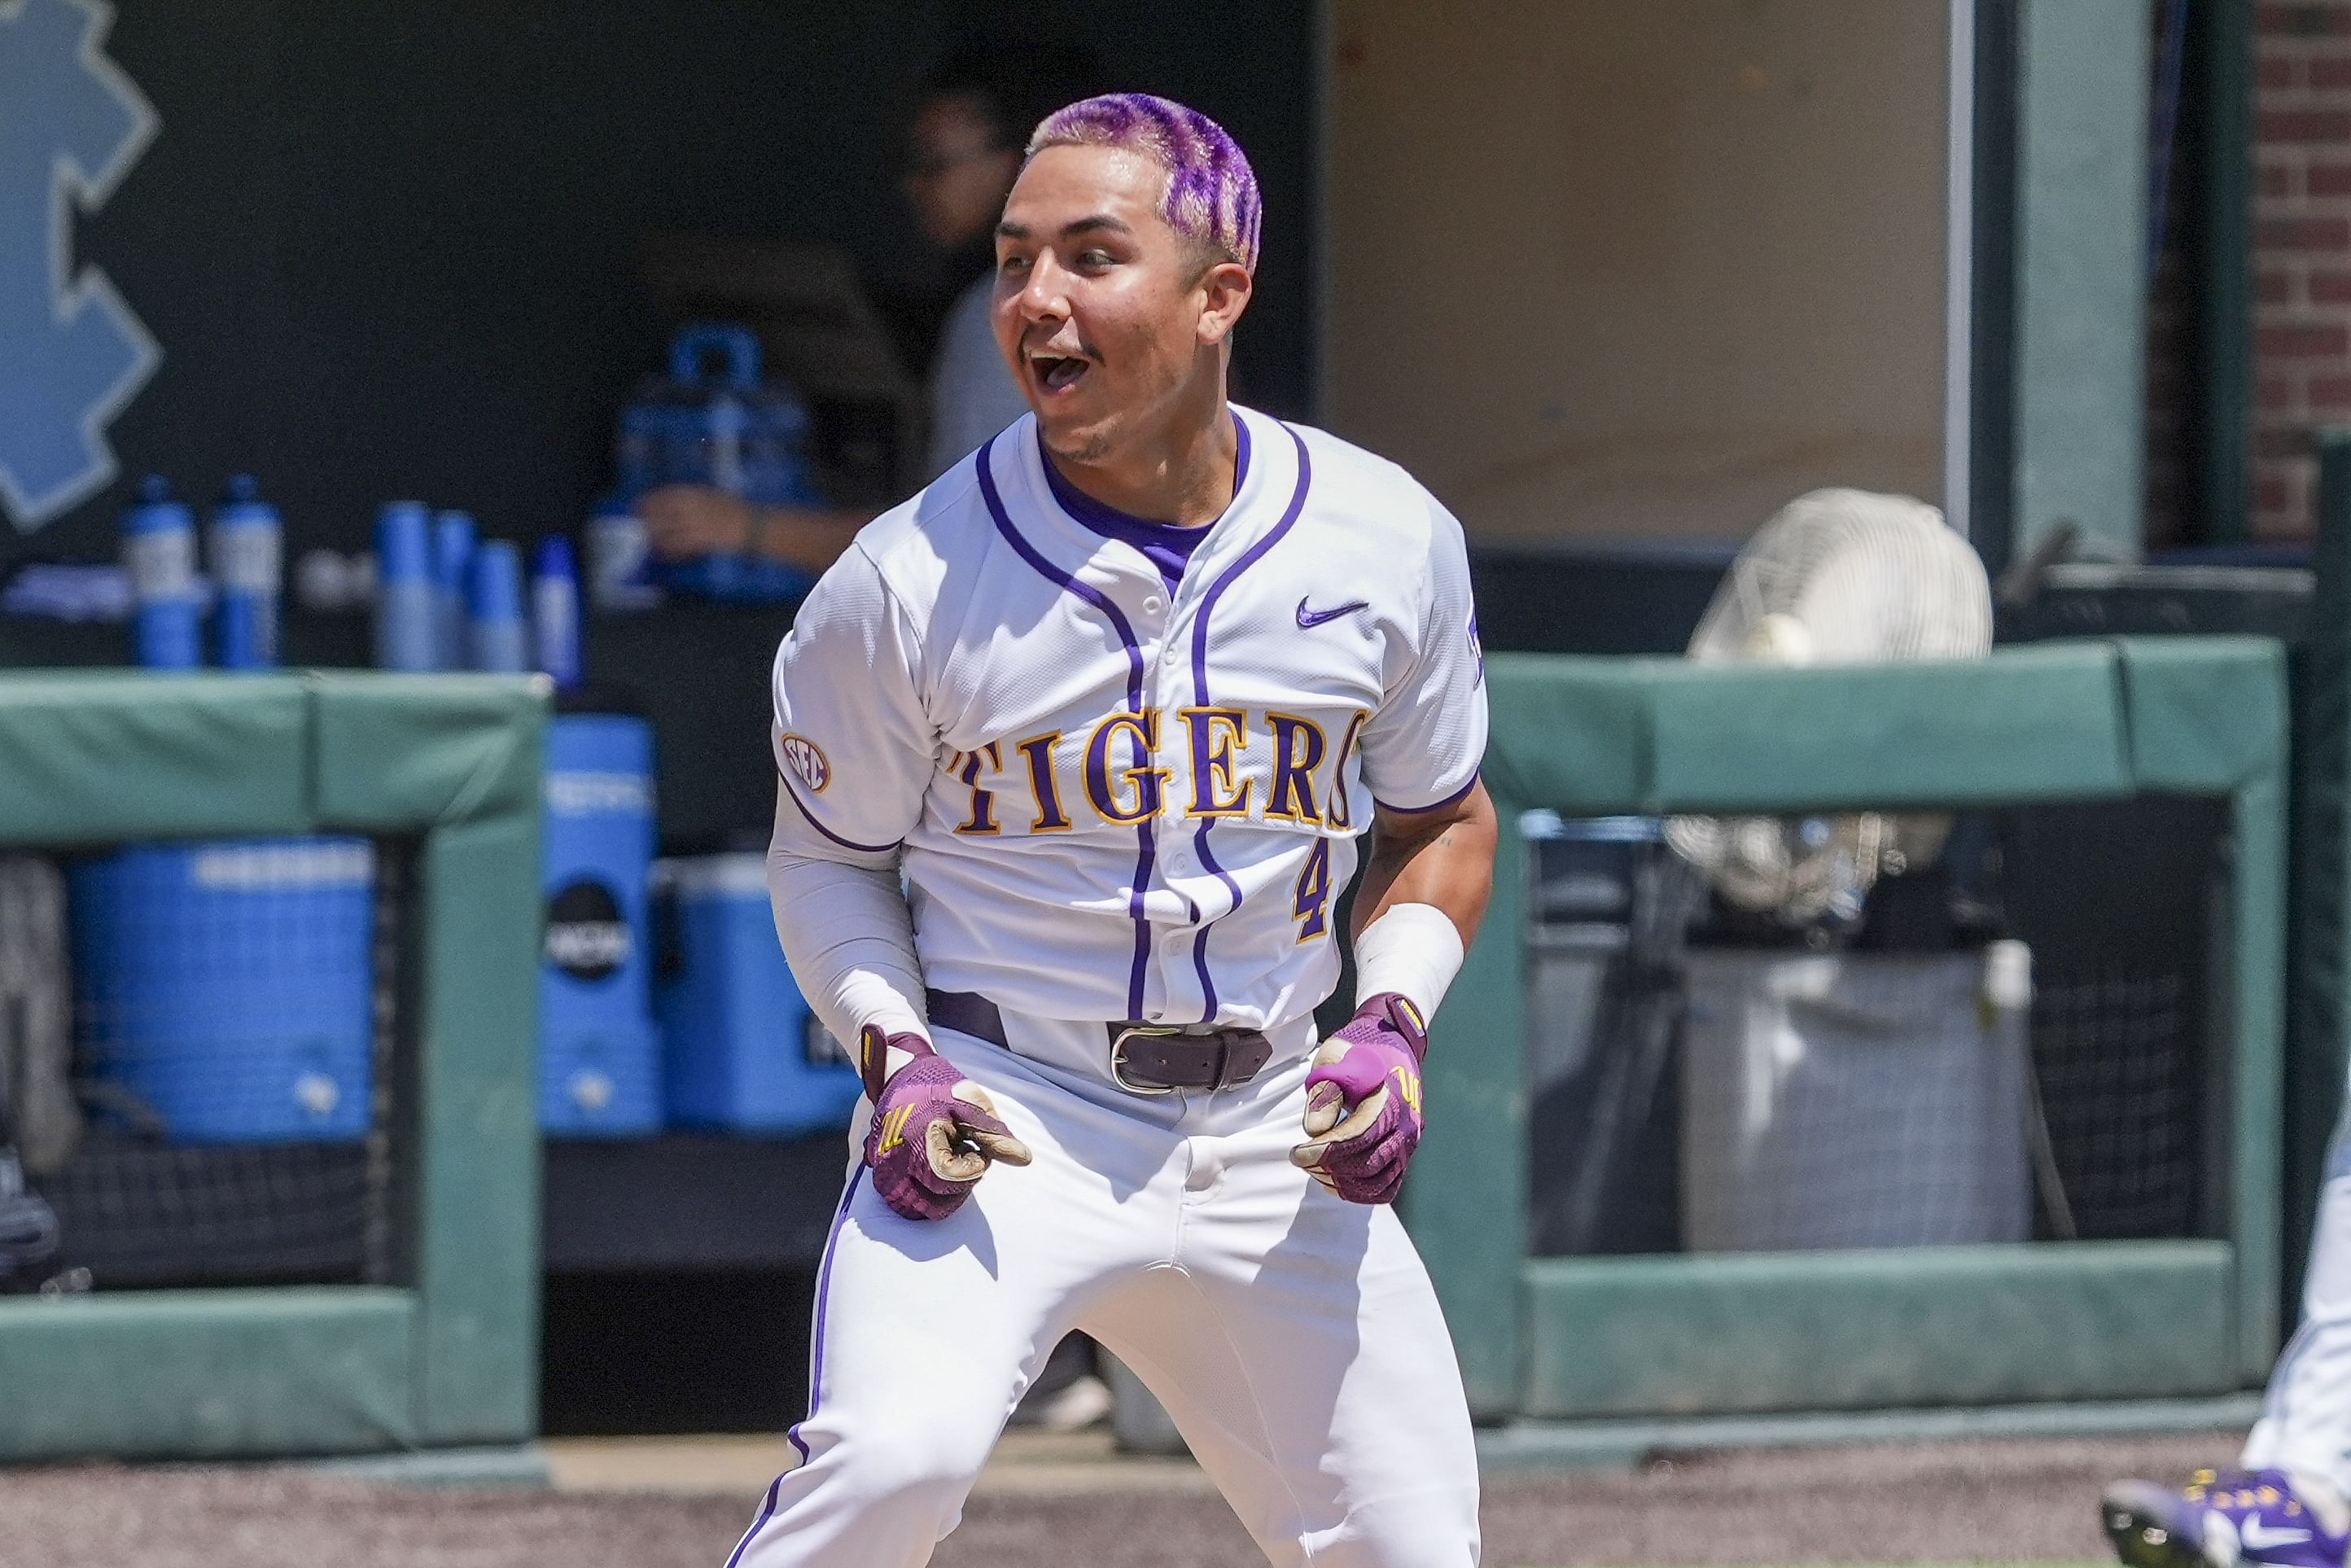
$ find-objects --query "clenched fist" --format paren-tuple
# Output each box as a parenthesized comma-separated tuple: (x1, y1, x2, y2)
(1290, 995, 1427, 1205)
(860, 1026, 1032, 1221)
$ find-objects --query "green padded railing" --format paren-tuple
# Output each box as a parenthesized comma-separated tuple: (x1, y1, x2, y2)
(1405, 637, 2288, 1421)
(0, 672, 546, 1459)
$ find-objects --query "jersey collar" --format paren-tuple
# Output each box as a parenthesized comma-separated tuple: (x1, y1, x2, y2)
(991, 405, 1290, 597)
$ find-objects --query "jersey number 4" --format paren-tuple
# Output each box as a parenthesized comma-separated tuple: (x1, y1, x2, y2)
(1294, 838, 1332, 943)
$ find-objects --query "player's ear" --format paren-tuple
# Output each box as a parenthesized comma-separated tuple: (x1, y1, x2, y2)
(1196, 260, 1253, 347)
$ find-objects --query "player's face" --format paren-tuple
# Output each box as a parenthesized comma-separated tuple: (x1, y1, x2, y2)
(992, 143, 1250, 465)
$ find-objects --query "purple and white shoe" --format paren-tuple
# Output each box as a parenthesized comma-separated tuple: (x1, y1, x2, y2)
(2104, 1469, 2349, 1568)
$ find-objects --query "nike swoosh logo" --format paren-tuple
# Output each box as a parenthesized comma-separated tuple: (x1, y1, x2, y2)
(2239, 1521, 2315, 1552)
(1297, 597, 1370, 629)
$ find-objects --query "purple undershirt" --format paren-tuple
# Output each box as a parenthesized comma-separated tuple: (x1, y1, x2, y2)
(1037, 414, 1252, 592)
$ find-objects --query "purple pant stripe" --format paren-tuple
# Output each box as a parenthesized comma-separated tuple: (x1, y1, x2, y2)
(728, 1165, 865, 1568)
(723, 1475, 785, 1568)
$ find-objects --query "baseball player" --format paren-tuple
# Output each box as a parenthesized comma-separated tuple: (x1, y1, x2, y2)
(738, 94, 1493, 1567)
(2104, 1103, 2351, 1568)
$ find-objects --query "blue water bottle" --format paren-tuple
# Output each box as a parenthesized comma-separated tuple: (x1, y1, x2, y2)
(373, 501, 436, 672)
(209, 475, 282, 671)
(532, 535, 583, 689)
(468, 540, 528, 673)
(121, 475, 202, 670)
(431, 510, 476, 670)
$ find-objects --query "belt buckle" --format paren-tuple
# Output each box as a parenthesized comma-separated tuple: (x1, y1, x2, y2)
(1108, 1025, 1182, 1096)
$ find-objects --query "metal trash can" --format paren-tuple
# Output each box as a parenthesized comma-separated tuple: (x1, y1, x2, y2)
(1679, 943, 2034, 1250)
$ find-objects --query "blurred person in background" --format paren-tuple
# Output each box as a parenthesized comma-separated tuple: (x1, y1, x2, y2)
(641, 38, 1099, 575)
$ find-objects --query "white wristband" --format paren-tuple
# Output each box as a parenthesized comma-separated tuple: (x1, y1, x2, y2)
(1351, 902, 1465, 1022)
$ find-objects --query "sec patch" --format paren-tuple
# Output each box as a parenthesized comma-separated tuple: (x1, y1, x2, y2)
(779, 734, 832, 795)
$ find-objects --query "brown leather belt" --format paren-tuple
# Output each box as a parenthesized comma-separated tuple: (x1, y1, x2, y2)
(924, 988, 1273, 1095)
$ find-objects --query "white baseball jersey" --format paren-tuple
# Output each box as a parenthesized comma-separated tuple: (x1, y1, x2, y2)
(768, 404, 1487, 1031)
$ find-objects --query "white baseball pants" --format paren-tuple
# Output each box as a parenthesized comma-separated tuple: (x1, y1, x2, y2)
(2244, 1089, 2351, 1496)
(727, 1013, 1482, 1567)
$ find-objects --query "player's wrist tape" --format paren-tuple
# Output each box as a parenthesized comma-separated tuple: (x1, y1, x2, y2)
(1351, 902, 1464, 1023)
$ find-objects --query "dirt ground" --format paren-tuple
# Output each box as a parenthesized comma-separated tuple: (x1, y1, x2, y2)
(0, 1431, 2233, 1568)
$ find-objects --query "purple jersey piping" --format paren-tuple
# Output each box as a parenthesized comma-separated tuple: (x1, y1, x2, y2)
(1035, 414, 1250, 593)
(728, 1165, 865, 1566)
(974, 440, 1156, 1017)
(778, 770, 902, 855)
(1373, 771, 1481, 817)
(1186, 423, 1315, 1021)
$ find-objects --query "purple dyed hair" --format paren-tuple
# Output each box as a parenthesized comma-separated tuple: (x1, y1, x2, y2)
(1026, 94, 1263, 274)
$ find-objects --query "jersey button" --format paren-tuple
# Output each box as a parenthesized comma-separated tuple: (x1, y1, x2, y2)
(1142, 595, 1165, 615)
(1167, 850, 1194, 874)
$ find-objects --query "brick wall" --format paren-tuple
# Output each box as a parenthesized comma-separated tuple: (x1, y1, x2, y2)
(2252, 0, 2351, 539)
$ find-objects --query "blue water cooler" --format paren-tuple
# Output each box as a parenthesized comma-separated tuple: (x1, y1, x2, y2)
(68, 839, 375, 1143)
(655, 854, 863, 1135)
(540, 712, 663, 1135)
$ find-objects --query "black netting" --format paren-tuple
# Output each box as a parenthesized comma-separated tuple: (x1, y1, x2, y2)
(2027, 969, 2202, 1239)
(36, 1138, 372, 1287)
(0, 839, 410, 1293)
(1526, 799, 2222, 1257)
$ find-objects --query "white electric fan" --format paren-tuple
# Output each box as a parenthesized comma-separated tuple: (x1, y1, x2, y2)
(1663, 488, 1994, 927)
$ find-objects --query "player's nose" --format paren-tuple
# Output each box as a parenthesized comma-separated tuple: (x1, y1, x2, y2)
(1017, 252, 1073, 322)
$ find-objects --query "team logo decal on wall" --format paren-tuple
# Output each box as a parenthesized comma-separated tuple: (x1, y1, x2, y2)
(0, 0, 158, 532)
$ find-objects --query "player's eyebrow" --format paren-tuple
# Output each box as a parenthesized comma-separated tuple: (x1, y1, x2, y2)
(994, 216, 1132, 243)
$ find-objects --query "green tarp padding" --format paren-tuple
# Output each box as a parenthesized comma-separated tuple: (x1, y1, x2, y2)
(0, 671, 549, 843)
(0, 672, 310, 844)
(1478, 637, 2285, 817)
(1520, 1241, 2237, 1417)
(0, 1290, 415, 1459)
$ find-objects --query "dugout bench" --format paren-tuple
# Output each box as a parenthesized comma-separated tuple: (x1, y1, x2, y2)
(1417, 637, 2289, 1435)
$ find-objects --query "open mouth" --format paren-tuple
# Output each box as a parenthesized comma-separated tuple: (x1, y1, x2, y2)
(1028, 353, 1091, 395)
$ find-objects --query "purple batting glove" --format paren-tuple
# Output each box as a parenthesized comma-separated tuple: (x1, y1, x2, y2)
(858, 1025, 1033, 1222)
(1290, 993, 1428, 1205)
